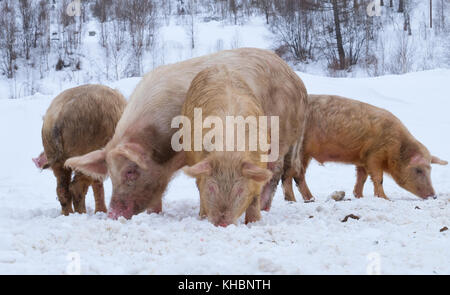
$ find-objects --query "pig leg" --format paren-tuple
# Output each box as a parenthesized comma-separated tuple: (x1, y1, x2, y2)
(281, 151, 296, 202)
(92, 180, 107, 213)
(282, 174, 296, 202)
(353, 166, 368, 198)
(146, 198, 162, 214)
(53, 165, 74, 216)
(294, 156, 314, 202)
(199, 198, 207, 219)
(259, 160, 283, 211)
(245, 195, 261, 224)
(367, 163, 389, 200)
(195, 178, 207, 218)
(69, 173, 91, 214)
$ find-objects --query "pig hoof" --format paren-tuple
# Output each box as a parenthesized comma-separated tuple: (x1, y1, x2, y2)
(95, 207, 107, 214)
(353, 191, 363, 198)
(61, 209, 73, 216)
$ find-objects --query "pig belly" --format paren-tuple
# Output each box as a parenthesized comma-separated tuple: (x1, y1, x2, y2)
(309, 145, 362, 165)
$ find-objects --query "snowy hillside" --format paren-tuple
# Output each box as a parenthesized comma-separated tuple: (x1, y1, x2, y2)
(0, 69, 449, 275)
(1, 0, 449, 100)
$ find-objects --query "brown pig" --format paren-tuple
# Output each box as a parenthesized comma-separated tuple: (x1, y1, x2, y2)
(282, 94, 448, 202)
(39, 85, 126, 215)
(64, 48, 308, 220)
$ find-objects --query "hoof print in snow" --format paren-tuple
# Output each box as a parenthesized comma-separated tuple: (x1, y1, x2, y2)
(330, 191, 345, 201)
(440, 226, 448, 232)
(341, 214, 360, 222)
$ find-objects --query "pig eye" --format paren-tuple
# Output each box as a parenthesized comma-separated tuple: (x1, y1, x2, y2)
(124, 167, 139, 184)
(415, 168, 423, 175)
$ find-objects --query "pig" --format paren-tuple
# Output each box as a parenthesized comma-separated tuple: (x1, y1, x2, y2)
(281, 94, 448, 202)
(39, 85, 126, 215)
(181, 65, 301, 226)
(64, 48, 308, 220)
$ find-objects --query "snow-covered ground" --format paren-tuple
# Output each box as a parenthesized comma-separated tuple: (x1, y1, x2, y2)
(0, 69, 449, 275)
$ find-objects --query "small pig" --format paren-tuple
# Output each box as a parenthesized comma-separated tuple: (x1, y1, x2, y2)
(39, 85, 126, 215)
(282, 94, 447, 201)
(182, 64, 307, 226)
(65, 48, 307, 220)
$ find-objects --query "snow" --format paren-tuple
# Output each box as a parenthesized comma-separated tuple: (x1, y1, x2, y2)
(0, 15, 273, 100)
(0, 68, 448, 274)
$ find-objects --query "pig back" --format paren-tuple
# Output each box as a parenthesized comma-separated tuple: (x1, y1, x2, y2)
(305, 94, 407, 163)
(42, 85, 126, 165)
(113, 48, 308, 163)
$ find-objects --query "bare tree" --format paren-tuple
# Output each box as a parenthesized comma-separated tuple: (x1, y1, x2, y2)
(0, 0, 18, 79)
(185, 0, 198, 51)
(122, 0, 158, 76)
(270, 0, 317, 61)
(331, 0, 346, 70)
(35, 0, 51, 77)
(160, 0, 173, 26)
(257, 0, 273, 25)
(18, 0, 36, 60)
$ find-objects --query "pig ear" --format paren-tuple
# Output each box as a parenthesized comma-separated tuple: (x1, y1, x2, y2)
(112, 143, 149, 170)
(32, 152, 48, 169)
(410, 154, 428, 166)
(242, 162, 272, 183)
(183, 160, 211, 178)
(65, 150, 108, 180)
(431, 155, 448, 165)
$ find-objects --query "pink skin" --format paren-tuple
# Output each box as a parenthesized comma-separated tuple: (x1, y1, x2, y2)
(260, 185, 273, 212)
(259, 160, 281, 212)
(107, 201, 135, 219)
(32, 152, 48, 169)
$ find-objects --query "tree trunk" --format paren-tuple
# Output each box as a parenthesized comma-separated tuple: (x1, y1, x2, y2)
(398, 0, 404, 13)
(331, 0, 346, 70)
(430, 0, 433, 28)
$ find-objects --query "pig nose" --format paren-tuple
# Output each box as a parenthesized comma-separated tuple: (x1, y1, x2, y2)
(217, 222, 229, 227)
(107, 211, 119, 220)
(423, 193, 437, 199)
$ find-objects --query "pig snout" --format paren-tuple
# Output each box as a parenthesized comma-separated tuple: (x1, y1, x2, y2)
(422, 192, 437, 200)
(211, 213, 233, 227)
(418, 187, 436, 199)
(108, 199, 135, 220)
